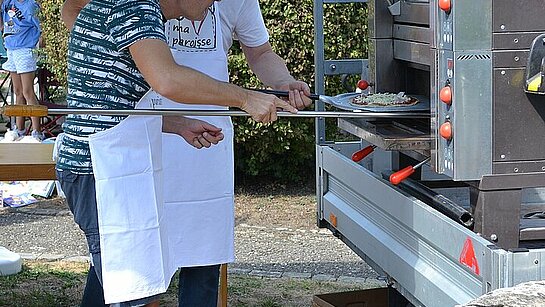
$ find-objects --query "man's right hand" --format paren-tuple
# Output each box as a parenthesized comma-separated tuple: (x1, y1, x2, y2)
(240, 90, 298, 124)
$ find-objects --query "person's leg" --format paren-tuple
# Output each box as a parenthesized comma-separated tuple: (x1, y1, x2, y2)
(9, 72, 26, 133)
(56, 170, 107, 306)
(56, 170, 161, 307)
(19, 71, 41, 134)
(178, 265, 221, 307)
(81, 263, 107, 307)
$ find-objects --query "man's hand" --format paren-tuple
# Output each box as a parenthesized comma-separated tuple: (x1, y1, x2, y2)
(163, 116, 224, 149)
(241, 90, 298, 124)
(277, 81, 313, 110)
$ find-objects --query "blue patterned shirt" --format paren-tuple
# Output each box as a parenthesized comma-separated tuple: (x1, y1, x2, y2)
(57, 0, 167, 174)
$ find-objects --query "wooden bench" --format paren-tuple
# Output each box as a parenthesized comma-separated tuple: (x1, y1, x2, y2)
(0, 143, 55, 181)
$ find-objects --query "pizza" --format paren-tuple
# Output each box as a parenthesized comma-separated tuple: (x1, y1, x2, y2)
(351, 92, 418, 107)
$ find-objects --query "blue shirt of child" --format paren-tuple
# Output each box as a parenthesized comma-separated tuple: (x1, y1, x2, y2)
(2, 0, 41, 50)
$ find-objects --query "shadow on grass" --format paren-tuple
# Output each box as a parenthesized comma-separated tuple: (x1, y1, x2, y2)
(235, 175, 315, 197)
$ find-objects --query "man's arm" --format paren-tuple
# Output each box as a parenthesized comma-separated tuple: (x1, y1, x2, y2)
(242, 42, 312, 109)
(130, 38, 297, 123)
(61, 0, 89, 30)
(163, 116, 224, 149)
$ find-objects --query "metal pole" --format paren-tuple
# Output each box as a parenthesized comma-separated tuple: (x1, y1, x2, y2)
(40, 108, 430, 119)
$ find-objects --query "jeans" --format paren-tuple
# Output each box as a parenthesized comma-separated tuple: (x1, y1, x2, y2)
(82, 263, 221, 306)
(178, 265, 220, 307)
(57, 170, 160, 307)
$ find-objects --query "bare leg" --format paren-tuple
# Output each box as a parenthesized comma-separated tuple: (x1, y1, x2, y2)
(9, 72, 26, 132)
(19, 71, 40, 132)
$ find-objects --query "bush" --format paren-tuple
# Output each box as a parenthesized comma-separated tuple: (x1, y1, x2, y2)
(39, 1, 368, 182)
(38, 0, 69, 86)
(230, 0, 367, 182)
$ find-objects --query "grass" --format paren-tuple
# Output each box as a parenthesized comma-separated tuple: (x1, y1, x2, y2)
(0, 261, 371, 307)
(0, 262, 86, 306)
(0, 181, 381, 306)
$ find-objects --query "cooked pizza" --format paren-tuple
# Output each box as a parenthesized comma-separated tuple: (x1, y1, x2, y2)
(351, 92, 418, 107)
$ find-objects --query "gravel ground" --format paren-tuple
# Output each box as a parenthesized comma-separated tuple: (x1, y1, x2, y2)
(0, 196, 380, 282)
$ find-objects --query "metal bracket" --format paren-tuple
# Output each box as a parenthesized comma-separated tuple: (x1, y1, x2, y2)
(323, 59, 368, 76)
(387, 1, 401, 16)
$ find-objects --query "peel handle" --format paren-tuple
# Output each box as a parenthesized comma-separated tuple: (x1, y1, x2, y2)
(351, 145, 376, 162)
(390, 166, 415, 185)
(3, 105, 49, 117)
(389, 157, 431, 185)
(253, 89, 320, 101)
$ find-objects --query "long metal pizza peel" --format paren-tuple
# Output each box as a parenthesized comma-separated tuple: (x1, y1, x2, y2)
(2, 105, 429, 119)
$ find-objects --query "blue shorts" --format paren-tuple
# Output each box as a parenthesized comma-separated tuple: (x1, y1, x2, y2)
(2, 48, 37, 74)
(56, 170, 161, 306)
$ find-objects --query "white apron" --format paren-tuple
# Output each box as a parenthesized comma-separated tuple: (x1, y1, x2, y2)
(89, 3, 234, 303)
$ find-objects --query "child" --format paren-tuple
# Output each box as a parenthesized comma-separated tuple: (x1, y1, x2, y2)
(1, 0, 43, 141)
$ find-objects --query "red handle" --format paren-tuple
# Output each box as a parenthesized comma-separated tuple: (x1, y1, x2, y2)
(351, 145, 376, 162)
(389, 166, 415, 185)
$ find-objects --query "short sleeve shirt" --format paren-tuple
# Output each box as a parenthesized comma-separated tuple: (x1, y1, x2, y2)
(218, 0, 269, 53)
(56, 0, 166, 174)
(1, 0, 41, 49)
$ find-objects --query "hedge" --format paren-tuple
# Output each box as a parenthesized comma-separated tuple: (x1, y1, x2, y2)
(39, 0, 367, 182)
(38, 0, 68, 86)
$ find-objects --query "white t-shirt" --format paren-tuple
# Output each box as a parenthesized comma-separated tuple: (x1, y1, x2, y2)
(218, 0, 270, 53)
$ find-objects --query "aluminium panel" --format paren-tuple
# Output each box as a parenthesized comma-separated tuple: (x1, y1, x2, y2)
(431, 0, 453, 51)
(452, 51, 493, 180)
(452, 0, 492, 51)
(319, 146, 485, 306)
(319, 146, 545, 306)
(430, 48, 440, 172)
(507, 250, 545, 286)
(435, 50, 454, 177)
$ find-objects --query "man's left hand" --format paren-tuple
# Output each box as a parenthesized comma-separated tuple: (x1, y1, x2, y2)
(277, 81, 313, 110)
(163, 116, 224, 149)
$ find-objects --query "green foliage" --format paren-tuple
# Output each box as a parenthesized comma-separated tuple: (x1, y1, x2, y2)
(230, 0, 367, 181)
(38, 0, 69, 86)
(38, 0, 368, 182)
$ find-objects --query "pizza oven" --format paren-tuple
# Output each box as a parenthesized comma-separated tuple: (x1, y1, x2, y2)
(314, 1, 545, 304)
(320, 0, 545, 250)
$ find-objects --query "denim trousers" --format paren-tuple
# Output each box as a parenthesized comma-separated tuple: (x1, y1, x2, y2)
(57, 170, 221, 306)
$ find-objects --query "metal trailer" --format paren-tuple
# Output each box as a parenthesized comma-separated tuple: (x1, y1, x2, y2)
(314, 0, 545, 306)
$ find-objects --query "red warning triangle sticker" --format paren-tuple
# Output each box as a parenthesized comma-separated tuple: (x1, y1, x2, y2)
(459, 237, 480, 275)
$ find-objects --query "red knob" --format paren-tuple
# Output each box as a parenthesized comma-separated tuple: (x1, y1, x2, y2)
(351, 145, 376, 162)
(440, 86, 452, 105)
(357, 80, 370, 90)
(440, 122, 453, 140)
(390, 166, 415, 185)
(439, 0, 451, 12)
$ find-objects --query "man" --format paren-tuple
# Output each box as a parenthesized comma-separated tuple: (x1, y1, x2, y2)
(154, 1, 313, 306)
(58, 0, 298, 306)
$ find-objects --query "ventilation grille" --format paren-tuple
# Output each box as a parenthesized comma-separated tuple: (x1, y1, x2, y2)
(457, 54, 491, 61)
